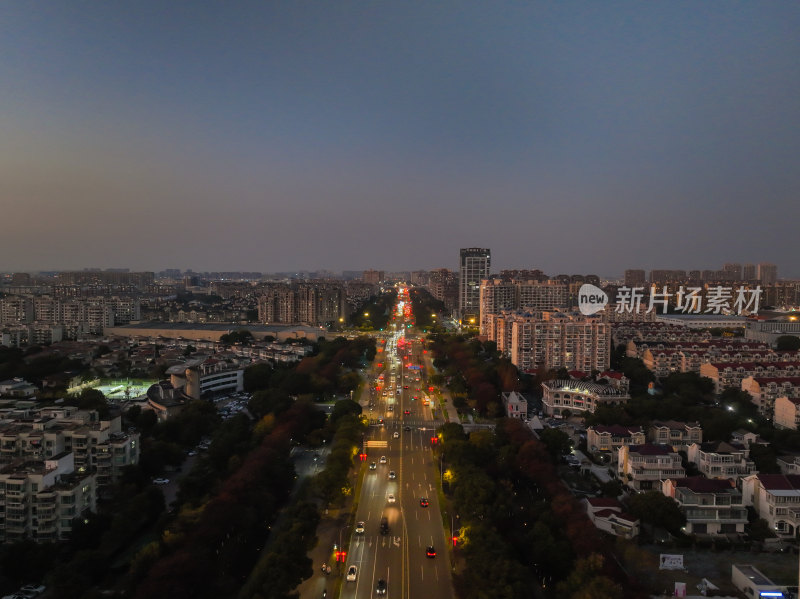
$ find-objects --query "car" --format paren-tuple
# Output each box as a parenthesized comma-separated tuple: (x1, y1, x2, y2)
(152, 478, 170, 485)
(376, 579, 387, 594)
(419, 497, 429, 507)
(404, 425, 411, 431)
(188, 451, 197, 457)
(346, 565, 358, 581)
(380, 517, 389, 535)
(369, 461, 377, 470)
(378, 418, 385, 425)
(19, 586, 45, 597)
(388, 470, 396, 479)
(387, 493, 396, 503)
(392, 431, 399, 439)
(403, 385, 409, 389)
(404, 409, 410, 415)
(355, 521, 365, 534)
(426, 545, 436, 558)
(379, 455, 387, 464)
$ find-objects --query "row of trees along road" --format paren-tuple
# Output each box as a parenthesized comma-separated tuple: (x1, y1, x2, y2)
(437, 419, 644, 599)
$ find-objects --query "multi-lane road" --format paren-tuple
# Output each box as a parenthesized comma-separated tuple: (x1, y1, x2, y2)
(339, 296, 455, 599)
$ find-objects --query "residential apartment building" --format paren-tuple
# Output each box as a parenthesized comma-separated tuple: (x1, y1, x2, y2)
(662, 477, 747, 536)
(618, 444, 685, 492)
(257, 281, 346, 325)
(774, 396, 800, 430)
(541, 380, 629, 418)
(741, 376, 800, 418)
(504, 311, 610, 373)
(0, 408, 139, 489)
(425, 269, 459, 315)
(757, 263, 778, 286)
(686, 441, 756, 481)
(649, 421, 703, 452)
(479, 279, 569, 336)
(361, 270, 384, 285)
(0, 452, 97, 542)
(458, 248, 491, 321)
(742, 474, 800, 538)
(700, 361, 800, 394)
(624, 270, 647, 287)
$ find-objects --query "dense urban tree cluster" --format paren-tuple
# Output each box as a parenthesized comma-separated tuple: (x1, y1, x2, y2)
(428, 334, 519, 416)
(437, 419, 637, 599)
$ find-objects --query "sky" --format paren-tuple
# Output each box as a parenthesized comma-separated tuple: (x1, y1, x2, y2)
(1, 2, 799, 277)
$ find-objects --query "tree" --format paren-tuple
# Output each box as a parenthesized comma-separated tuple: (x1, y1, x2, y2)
(628, 491, 685, 534)
(539, 428, 573, 460)
(776, 335, 800, 351)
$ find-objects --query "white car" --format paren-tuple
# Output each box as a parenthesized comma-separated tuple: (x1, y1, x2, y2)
(152, 478, 170, 485)
(346, 565, 358, 581)
(387, 493, 396, 503)
(379, 456, 387, 464)
(388, 470, 396, 480)
(355, 521, 365, 534)
(392, 431, 399, 439)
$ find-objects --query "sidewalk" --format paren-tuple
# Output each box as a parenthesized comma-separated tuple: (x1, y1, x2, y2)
(294, 505, 351, 599)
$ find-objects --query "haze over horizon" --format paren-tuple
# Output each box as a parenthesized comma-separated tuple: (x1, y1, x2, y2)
(2, 2, 799, 275)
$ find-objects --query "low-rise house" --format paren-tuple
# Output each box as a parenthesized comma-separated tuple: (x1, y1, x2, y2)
(584, 497, 639, 539)
(649, 420, 702, 451)
(687, 441, 756, 481)
(586, 425, 645, 463)
(742, 473, 800, 537)
(662, 477, 748, 536)
(501, 391, 528, 420)
(618, 444, 685, 492)
(0, 379, 38, 398)
(776, 454, 800, 476)
(541, 380, 629, 418)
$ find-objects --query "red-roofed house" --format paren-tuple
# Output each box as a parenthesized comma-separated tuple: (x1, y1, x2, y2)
(662, 477, 747, 535)
(618, 444, 685, 492)
(687, 441, 756, 481)
(586, 425, 645, 463)
(649, 421, 703, 451)
(742, 473, 800, 537)
(584, 498, 640, 539)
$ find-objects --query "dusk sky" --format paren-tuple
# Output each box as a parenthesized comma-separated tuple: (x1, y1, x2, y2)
(1, 2, 799, 277)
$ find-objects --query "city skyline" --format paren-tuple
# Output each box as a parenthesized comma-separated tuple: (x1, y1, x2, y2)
(2, 3, 799, 275)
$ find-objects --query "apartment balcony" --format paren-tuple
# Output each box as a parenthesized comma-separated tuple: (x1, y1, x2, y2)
(685, 509, 748, 523)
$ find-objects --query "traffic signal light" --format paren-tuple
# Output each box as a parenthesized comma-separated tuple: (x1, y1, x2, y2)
(452, 535, 457, 547)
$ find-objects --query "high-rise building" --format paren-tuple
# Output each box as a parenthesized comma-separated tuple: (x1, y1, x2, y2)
(743, 264, 757, 281)
(459, 248, 491, 321)
(495, 311, 610, 373)
(426, 269, 459, 314)
(723, 263, 743, 281)
(362, 270, 384, 285)
(758, 263, 777, 285)
(479, 279, 516, 335)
